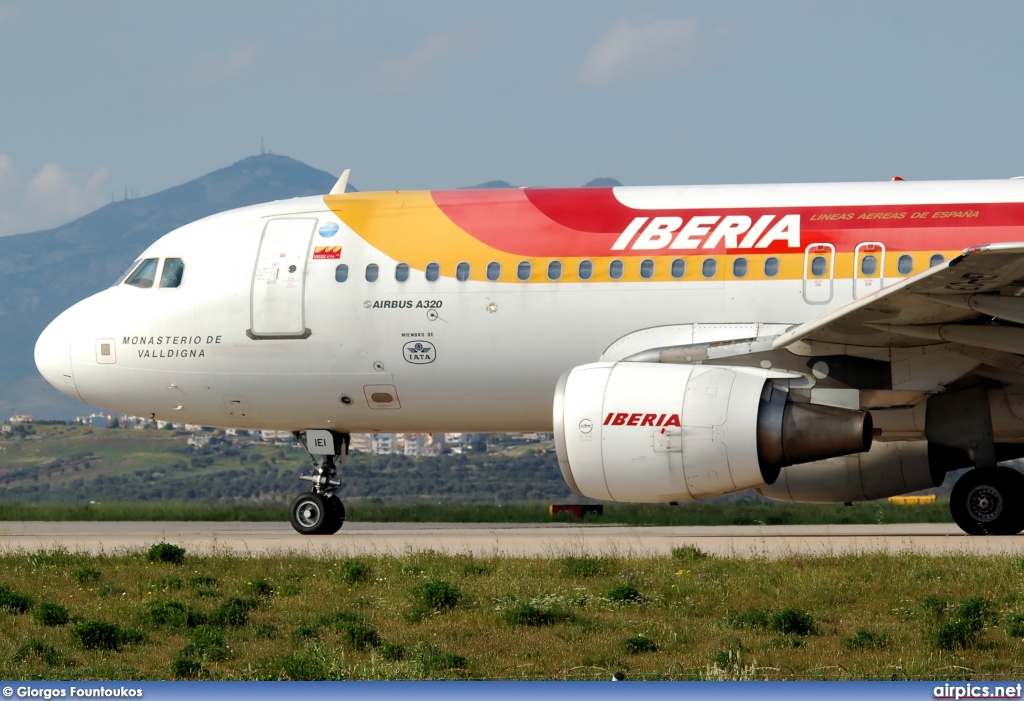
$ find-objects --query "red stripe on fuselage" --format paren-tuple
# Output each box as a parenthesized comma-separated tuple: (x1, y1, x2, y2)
(430, 189, 1024, 257)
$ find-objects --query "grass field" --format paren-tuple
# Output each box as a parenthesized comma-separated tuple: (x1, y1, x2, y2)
(1, 546, 1022, 681)
(0, 500, 954, 525)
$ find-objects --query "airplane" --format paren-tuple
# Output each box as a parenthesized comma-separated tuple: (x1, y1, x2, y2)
(33, 170, 1024, 536)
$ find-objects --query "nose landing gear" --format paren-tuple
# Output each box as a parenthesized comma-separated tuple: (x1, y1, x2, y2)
(289, 430, 349, 535)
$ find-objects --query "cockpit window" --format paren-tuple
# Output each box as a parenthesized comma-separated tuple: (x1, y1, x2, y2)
(160, 258, 185, 288)
(125, 258, 159, 288)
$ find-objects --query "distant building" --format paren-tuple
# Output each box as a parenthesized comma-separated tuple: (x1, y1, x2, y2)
(349, 434, 372, 453)
(371, 433, 396, 455)
(187, 434, 211, 448)
(403, 433, 426, 456)
(9, 415, 33, 423)
(1, 425, 10, 434)
(260, 430, 292, 442)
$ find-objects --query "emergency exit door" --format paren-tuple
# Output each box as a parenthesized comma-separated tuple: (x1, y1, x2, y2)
(250, 218, 317, 337)
(802, 243, 835, 304)
(854, 242, 885, 299)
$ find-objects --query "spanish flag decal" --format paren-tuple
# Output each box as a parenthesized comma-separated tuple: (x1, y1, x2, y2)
(313, 246, 342, 260)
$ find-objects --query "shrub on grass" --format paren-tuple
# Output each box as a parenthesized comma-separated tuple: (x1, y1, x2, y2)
(148, 542, 186, 565)
(671, 545, 709, 561)
(607, 583, 643, 603)
(769, 608, 817, 636)
(624, 634, 657, 654)
(73, 567, 101, 584)
(558, 555, 610, 578)
(1007, 614, 1024, 638)
(149, 576, 183, 591)
(936, 618, 981, 651)
(248, 579, 275, 598)
(338, 559, 371, 584)
(72, 621, 144, 651)
(501, 602, 574, 627)
(726, 608, 769, 629)
(932, 597, 996, 651)
(413, 641, 467, 677)
(253, 622, 278, 639)
(408, 579, 462, 620)
(842, 629, 890, 650)
(0, 584, 34, 613)
(380, 643, 406, 661)
(341, 620, 382, 650)
(181, 626, 228, 662)
(144, 600, 207, 629)
(189, 575, 218, 588)
(210, 597, 256, 628)
(170, 657, 203, 679)
(33, 602, 70, 626)
(14, 638, 73, 667)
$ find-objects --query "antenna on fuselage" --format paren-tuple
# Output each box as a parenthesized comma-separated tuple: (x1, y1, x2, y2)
(329, 169, 351, 195)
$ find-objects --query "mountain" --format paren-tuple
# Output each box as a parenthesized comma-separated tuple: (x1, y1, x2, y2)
(1, 156, 620, 419)
(584, 178, 622, 187)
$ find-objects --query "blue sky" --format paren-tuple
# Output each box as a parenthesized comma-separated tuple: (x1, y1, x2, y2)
(1, 1, 1022, 235)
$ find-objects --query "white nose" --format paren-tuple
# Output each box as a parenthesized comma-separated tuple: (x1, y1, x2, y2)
(35, 311, 81, 401)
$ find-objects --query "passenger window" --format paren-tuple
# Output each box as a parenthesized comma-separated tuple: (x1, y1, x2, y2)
(609, 259, 624, 280)
(861, 255, 878, 276)
(930, 253, 945, 267)
(365, 264, 379, 282)
(764, 257, 779, 278)
(640, 259, 655, 279)
(702, 258, 717, 278)
(548, 261, 562, 280)
(578, 260, 593, 280)
(426, 263, 440, 282)
(486, 262, 501, 281)
(517, 261, 532, 281)
(898, 255, 913, 275)
(456, 262, 470, 281)
(160, 258, 185, 288)
(733, 258, 747, 278)
(671, 259, 686, 279)
(811, 256, 827, 277)
(125, 258, 158, 288)
(395, 263, 409, 282)
(335, 264, 349, 282)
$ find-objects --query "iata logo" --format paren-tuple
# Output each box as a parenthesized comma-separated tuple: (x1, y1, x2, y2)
(604, 412, 681, 427)
(403, 341, 436, 364)
(611, 214, 800, 251)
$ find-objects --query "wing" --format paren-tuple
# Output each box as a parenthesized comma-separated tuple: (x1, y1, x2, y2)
(773, 243, 1024, 351)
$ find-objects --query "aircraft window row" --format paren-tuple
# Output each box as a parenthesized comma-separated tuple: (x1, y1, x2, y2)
(336, 253, 945, 284)
(124, 257, 185, 289)
(858, 253, 946, 277)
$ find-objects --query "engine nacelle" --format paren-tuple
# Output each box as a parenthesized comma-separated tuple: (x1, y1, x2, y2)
(553, 362, 872, 503)
(755, 440, 942, 503)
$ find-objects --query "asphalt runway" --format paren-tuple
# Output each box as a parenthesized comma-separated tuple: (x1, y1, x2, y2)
(1, 521, 1022, 557)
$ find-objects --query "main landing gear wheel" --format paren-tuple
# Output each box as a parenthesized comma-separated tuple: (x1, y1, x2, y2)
(950, 467, 1024, 536)
(289, 493, 345, 535)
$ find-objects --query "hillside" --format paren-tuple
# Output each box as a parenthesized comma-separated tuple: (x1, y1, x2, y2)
(0, 424, 572, 505)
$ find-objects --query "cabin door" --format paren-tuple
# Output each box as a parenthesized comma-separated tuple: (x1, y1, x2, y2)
(802, 242, 835, 304)
(854, 242, 885, 299)
(250, 218, 316, 337)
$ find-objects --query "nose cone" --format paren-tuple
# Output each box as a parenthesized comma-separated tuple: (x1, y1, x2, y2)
(35, 312, 81, 401)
